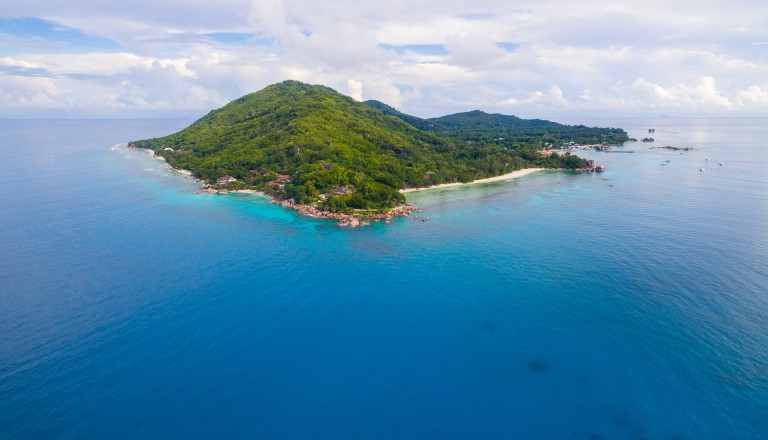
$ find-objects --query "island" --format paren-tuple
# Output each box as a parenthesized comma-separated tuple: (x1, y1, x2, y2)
(650, 146, 693, 151)
(130, 80, 628, 225)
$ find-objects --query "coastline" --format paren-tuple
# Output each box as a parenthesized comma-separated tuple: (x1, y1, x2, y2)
(165, 163, 193, 176)
(127, 141, 417, 227)
(229, 190, 417, 227)
(400, 168, 545, 193)
(128, 144, 541, 226)
(132, 145, 194, 176)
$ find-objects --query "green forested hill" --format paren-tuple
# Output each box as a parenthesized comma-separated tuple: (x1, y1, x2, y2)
(364, 101, 629, 150)
(426, 110, 629, 149)
(132, 81, 625, 212)
(361, 99, 437, 131)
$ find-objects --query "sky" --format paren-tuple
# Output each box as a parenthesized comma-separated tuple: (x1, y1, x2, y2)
(1, 0, 767, 118)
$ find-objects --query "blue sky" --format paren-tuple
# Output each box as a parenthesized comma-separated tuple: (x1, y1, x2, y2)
(1, 0, 767, 118)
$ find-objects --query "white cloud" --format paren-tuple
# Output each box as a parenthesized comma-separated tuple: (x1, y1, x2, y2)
(1, 57, 42, 69)
(347, 79, 363, 101)
(736, 85, 768, 107)
(445, 33, 509, 69)
(355, 77, 403, 108)
(292, 27, 393, 70)
(0, 0, 766, 116)
(0, 75, 61, 107)
(503, 86, 569, 108)
(629, 76, 733, 109)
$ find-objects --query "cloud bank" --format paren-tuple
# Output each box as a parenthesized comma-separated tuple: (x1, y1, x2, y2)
(0, 0, 766, 117)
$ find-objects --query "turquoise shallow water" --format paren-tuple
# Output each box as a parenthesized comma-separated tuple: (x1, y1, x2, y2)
(0, 118, 766, 439)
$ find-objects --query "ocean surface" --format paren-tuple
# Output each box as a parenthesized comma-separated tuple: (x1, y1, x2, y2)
(0, 117, 766, 439)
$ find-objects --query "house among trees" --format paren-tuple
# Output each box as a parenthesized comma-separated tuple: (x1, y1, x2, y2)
(216, 175, 237, 185)
(332, 185, 352, 195)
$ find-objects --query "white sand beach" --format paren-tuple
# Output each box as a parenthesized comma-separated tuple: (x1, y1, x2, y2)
(138, 147, 193, 176)
(164, 163, 192, 176)
(400, 168, 545, 193)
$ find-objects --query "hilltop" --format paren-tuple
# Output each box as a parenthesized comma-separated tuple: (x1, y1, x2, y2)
(364, 100, 629, 148)
(131, 81, 628, 215)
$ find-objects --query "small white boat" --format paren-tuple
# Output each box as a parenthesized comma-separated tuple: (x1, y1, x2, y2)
(699, 168, 706, 171)
(661, 160, 670, 165)
(719, 162, 723, 166)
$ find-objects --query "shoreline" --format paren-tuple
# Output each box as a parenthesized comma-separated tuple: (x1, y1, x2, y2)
(165, 163, 193, 176)
(400, 168, 545, 193)
(128, 144, 542, 227)
(225, 190, 417, 227)
(131, 145, 194, 176)
(127, 143, 414, 228)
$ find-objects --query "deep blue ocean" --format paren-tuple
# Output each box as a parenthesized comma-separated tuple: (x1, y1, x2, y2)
(0, 117, 766, 439)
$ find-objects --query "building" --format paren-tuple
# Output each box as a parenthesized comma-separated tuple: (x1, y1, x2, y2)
(216, 175, 236, 185)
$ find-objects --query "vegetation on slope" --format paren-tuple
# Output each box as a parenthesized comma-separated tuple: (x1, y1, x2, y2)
(364, 100, 629, 149)
(133, 81, 627, 213)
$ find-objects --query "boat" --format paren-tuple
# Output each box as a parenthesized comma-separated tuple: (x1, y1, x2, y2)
(661, 160, 670, 165)
(719, 162, 723, 166)
(699, 168, 706, 171)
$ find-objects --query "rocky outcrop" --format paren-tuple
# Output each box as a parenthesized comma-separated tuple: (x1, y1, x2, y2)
(196, 184, 218, 194)
(578, 162, 607, 172)
(195, 183, 417, 227)
(280, 201, 417, 227)
(650, 145, 693, 151)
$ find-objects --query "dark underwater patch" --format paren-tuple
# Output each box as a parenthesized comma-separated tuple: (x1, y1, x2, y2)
(527, 359, 547, 372)
(481, 322, 496, 333)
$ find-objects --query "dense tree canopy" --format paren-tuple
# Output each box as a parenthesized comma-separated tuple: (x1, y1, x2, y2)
(365, 100, 630, 149)
(132, 81, 628, 212)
